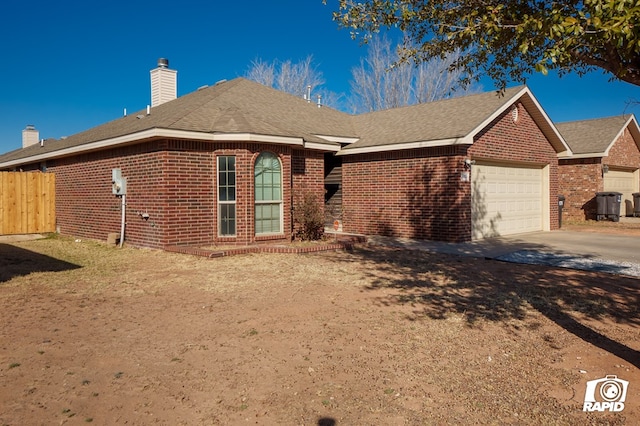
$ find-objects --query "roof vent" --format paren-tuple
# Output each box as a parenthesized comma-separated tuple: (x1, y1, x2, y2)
(157, 58, 169, 68)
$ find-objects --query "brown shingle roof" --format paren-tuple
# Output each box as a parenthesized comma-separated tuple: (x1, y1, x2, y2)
(0, 78, 355, 165)
(556, 115, 631, 155)
(0, 79, 570, 166)
(347, 86, 526, 149)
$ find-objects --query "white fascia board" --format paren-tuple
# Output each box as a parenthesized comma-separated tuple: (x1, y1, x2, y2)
(522, 89, 573, 156)
(314, 134, 360, 144)
(465, 87, 529, 140)
(337, 136, 473, 156)
(210, 132, 304, 145)
(562, 152, 606, 159)
(590, 114, 640, 158)
(625, 114, 640, 140)
(0, 129, 161, 169)
(626, 115, 640, 151)
(0, 128, 304, 168)
(467, 87, 573, 156)
(304, 141, 341, 152)
(603, 115, 640, 156)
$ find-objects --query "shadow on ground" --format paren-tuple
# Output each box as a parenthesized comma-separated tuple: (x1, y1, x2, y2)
(340, 246, 640, 369)
(369, 234, 640, 277)
(0, 243, 81, 283)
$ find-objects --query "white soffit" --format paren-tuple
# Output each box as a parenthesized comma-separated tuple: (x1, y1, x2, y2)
(314, 134, 360, 144)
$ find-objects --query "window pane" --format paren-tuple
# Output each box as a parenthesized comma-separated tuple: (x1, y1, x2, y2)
(220, 204, 236, 236)
(218, 156, 236, 236)
(255, 205, 264, 234)
(255, 202, 281, 233)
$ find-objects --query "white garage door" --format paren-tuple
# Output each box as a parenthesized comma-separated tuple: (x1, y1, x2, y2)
(604, 168, 638, 216)
(472, 163, 545, 239)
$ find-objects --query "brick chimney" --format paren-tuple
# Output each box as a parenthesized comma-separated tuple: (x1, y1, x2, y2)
(150, 58, 177, 107)
(22, 124, 39, 148)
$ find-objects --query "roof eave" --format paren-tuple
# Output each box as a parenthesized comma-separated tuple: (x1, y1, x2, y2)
(561, 114, 640, 160)
(314, 134, 360, 145)
(0, 128, 311, 169)
(561, 152, 606, 159)
(620, 114, 640, 152)
(337, 136, 473, 156)
(467, 86, 573, 157)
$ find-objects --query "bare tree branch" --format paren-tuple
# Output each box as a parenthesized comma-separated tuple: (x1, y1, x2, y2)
(349, 35, 481, 113)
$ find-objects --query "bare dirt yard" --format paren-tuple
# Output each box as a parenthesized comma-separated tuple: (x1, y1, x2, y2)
(1, 226, 638, 425)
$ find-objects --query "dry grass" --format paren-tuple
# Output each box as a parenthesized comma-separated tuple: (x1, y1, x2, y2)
(0, 235, 638, 425)
(563, 218, 640, 235)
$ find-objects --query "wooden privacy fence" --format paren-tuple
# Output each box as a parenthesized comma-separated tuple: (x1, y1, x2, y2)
(0, 172, 56, 235)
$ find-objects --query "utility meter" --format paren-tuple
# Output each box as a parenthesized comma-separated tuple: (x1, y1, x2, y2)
(112, 168, 127, 196)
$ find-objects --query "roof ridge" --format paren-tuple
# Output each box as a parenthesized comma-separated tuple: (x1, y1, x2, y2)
(556, 114, 630, 126)
(355, 85, 526, 118)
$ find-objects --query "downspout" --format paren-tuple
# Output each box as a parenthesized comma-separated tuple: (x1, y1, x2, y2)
(119, 194, 126, 248)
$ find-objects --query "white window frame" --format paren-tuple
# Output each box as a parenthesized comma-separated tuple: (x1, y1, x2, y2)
(254, 152, 283, 235)
(217, 156, 236, 237)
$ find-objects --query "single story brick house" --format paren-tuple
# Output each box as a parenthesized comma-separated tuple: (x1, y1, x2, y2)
(556, 115, 640, 220)
(0, 60, 572, 248)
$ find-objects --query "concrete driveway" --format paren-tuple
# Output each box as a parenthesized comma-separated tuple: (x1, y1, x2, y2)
(368, 229, 640, 277)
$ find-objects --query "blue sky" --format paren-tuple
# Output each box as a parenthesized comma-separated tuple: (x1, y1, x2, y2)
(1, 0, 639, 154)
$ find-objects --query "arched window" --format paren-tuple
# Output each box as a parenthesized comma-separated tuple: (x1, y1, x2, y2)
(254, 152, 282, 234)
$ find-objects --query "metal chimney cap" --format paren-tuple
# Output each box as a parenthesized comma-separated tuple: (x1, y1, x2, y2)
(157, 58, 169, 68)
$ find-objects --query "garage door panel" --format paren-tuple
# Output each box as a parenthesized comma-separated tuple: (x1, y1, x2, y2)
(604, 169, 638, 216)
(472, 163, 544, 239)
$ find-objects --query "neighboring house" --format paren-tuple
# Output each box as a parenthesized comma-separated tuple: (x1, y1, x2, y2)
(557, 115, 640, 220)
(0, 60, 572, 248)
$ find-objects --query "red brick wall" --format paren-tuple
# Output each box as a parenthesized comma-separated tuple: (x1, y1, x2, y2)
(469, 102, 560, 231)
(559, 126, 640, 221)
(341, 102, 560, 242)
(605, 127, 640, 168)
(52, 142, 168, 248)
(342, 146, 471, 242)
(291, 149, 325, 238)
(558, 159, 602, 220)
(44, 140, 319, 249)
